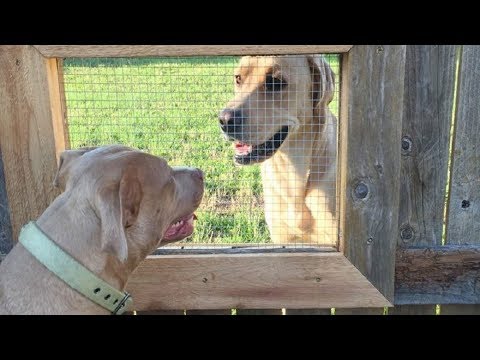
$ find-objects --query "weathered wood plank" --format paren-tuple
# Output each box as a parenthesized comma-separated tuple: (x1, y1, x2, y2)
(0, 46, 68, 240)
(441, 305, 480, 315)
(34, 45, 353, 58)
(396, 45, 457, 314)
(335, 308, 385, 315)
(186, 310, 232, 315)
(389, 305, 437, 315)
(136, 310, 185, 315)
(399, 45, 456, 247)
(2, 245, 477, 305)
(285, 309, 331, 315)
(444, 45, 480, 315)
(339, 45, 406, 302)
(446, 45, 480, 245)
(126, 253, 390, 311)
(0, 149, 13, 254)
(236, 309, 283, 315)
(395, 246, 480, 304)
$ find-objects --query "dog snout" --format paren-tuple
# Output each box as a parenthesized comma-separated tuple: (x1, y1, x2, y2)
(218, 108, 244, 133)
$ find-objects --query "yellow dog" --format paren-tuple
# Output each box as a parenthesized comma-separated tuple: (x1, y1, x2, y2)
(219, 55, 337, 245)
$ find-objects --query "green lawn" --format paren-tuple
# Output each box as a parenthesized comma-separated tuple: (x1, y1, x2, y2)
(63, 55, 340, 244)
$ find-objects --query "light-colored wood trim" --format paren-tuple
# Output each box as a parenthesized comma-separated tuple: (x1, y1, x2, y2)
(34, 45, 353, 58)
(55, 59, 70, 151)
(338, 51, 350, 254)
(0, 46, 68, 240)
(339, 46, 406, 302)
(126, 253, 391, 311)
(45, 57, 69, 162)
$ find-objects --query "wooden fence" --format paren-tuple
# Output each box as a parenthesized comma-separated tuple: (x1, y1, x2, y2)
(0, 45, 479, 314)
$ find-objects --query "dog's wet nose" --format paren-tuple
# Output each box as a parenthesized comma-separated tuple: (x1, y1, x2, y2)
(218, 108, 243, 132)
(218, 109, 233, 126)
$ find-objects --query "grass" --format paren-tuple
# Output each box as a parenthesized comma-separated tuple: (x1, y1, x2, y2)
(63, 55, 340, 244)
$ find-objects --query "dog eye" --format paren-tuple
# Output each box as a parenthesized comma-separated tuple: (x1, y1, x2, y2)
(235, 75, 242, 85)
(265, 74, 287, 92)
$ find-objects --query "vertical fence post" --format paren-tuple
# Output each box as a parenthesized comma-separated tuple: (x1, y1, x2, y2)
(338, 45, 406, 315)
(391, 45, 457, 315)
(0, 46, 68, 241)
(443, 45, 480, 315)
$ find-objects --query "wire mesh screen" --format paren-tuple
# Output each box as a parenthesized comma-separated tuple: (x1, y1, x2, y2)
(63, 54, 340, 247)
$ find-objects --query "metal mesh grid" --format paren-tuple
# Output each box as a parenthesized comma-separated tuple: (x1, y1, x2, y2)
(63, 54, 340, 248)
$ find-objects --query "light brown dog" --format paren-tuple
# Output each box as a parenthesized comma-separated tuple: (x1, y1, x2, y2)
(219, 55, 337, 245)
(0, 145, 204, 314)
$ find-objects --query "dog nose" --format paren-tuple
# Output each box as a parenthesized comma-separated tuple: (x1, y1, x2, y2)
(218, 108, 243, 131)
(192, 168, 204, 182)
(219, 109, 233, 126)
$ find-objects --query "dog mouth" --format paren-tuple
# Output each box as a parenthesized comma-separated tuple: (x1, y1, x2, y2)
(233, 126, 289, 165)
(163, 213, 198, 242)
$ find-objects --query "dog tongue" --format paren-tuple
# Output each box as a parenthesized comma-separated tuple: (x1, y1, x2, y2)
(234, 142, 252, 155)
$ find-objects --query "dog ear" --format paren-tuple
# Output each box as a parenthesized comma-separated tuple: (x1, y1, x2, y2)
(307, 56, 335, 119)
(95, 167, 143, 262)
(53, 147, 98, 190)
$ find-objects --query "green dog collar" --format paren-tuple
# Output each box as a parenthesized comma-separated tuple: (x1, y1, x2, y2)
(19, 222, 133, 315)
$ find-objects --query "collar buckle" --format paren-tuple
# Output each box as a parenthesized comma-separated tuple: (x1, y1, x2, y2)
(112, 292, 132, 315)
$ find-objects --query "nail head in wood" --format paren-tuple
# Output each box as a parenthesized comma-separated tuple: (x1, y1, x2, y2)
(354, 182, 369, 199)
(401, 135, 413, 154)
(400, 224, 415, 242)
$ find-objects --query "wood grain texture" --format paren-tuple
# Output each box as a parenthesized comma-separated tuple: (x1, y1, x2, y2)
(396, 45, 457, 315)
(399, 45, 456, 247)
(446, 45, 480, 245)
(55, 59, 70, 150)
(395, 246, 480, 304)
(441, 305, 480, 315)
(186, 310, 232, 315)
(0, 46, 68, 240)
(389, 305, 437, 315)
(126, 253, 390, 311)
(0, 149, 13, 254)
(136, 310, 185, 315)
(34, 45, 353, 58)
(335, 308, 384, 315)
(444, 45, 480, 315)
(339, 45, 406, 301)
(236, 309, 283, 315)
(285, 309, 331, 315)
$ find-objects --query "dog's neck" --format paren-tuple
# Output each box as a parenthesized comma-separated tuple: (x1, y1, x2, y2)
(36, 192, 132, 293)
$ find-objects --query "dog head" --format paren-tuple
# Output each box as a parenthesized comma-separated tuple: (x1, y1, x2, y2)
(219, 55, 335, 165)
(53, 145, 204, 262)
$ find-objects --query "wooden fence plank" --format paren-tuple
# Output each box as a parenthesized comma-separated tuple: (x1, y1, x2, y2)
(389, 305, 437, 315)
(186, 310, 232, 315)
(0, 46, 67, 240)
(136, 310, 185, 315)
(441, 305, 480, 315)
(444, 45, 480, 315)
(339, 45, 406, 305)
(237, 309, 283, 315)
(34, 45, 353, 58)
(395, 246, 480, 304)
(395, 45, 457, 314)
(126, 253, 390, 311)
(284, 309, 331, 315)
(399, 45, 456, 247)
(0, 149, 13, 254)
(335, 308, 384, 315)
